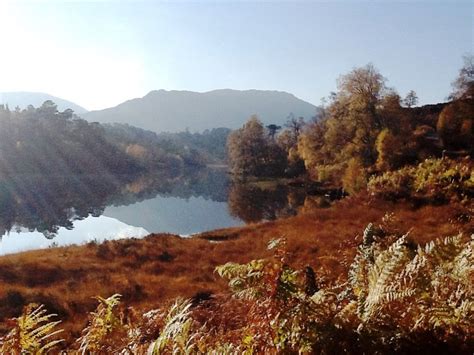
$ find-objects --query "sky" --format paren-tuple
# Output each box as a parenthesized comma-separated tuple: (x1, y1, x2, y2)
(0, 0, 472, 110)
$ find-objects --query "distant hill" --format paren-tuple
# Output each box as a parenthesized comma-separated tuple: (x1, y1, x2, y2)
(0, 92, 87, 114)
(83, 89, 318, 132)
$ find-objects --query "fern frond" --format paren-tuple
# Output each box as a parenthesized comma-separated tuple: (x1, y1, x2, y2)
(0, 304, 63, 354)
(78, 293, 125, 353)
(364, 234, 411, 318)
(216, 260, 266, 300)
(149, 298, 195, 354)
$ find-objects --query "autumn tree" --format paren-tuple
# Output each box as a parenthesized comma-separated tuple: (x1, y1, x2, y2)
(227, 116, 287, 177)
(341, 157, 368, 195)
(276, 129, 305, 176)
(298, 64, 387, 184)
(329, 63, 386, 166)
(378, 90, 407, 132)
(375, 129, 404, 171)
(277, 116, 307, 176)
(437, 100, 474, 151)
(297, 119, 331, 181)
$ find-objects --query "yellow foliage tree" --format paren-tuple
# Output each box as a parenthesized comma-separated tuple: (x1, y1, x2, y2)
(342, 158, 368, 195)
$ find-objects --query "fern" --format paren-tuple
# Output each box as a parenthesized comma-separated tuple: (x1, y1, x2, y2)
(0, 304, 63, 354)
(411, 235, 474, 333)
(216, 260, 267, 300)
(368, 158, 474, 201)
(149, 299, 195, 354)
(363, 234, 413, 319)
(77, 293, 126, 353)
(348, 223, 474, 345)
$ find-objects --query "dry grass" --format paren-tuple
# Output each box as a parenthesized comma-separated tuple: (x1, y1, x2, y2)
(0, 195, 472, 345)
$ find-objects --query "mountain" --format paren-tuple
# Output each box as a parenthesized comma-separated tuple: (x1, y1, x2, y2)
(83, 89, 318, 132)
(0, 92, 87, 114)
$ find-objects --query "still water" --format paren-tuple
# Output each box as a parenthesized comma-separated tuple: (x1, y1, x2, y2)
(0, 169, 310, 255)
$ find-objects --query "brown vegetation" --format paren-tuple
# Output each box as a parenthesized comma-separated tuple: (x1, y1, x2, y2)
(0, 196, 472, 346)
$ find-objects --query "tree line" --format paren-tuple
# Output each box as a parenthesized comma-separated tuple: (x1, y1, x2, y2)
(227, 55, 473, 193)
(0, 102, 231, 178)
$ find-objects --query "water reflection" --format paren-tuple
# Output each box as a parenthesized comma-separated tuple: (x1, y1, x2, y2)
(228, 183, 307, 223)
(0, 174, 116, 238)
(104, 196, 239, 235)
(0, 216, 149, 255)
(0, 168, 327, 254)
(0, 169, 230, 239)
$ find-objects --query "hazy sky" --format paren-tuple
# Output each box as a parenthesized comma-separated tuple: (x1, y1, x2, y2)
(0, 1, 472, 110)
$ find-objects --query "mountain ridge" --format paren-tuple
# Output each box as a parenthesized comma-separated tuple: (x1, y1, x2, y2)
(83, 89, 318, 133)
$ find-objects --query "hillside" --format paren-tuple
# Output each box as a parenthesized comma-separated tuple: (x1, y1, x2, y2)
(83, 89, 318, 132)
(0, 92, 87, 114)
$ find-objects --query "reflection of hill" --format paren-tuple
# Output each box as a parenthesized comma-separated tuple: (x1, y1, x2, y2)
(103, 197, 240, 235)
(107, 168, 230, 206)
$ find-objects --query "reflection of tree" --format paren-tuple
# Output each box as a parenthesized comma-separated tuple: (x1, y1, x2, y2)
(0, 168, 230, 238)
(0, 175, 117, 238)
(0, 168, 313, 239)
(228, 182, 305, 223)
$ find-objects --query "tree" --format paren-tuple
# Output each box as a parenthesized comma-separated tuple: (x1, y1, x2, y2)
(227, 116, 287, 177)
(227, 116, 265, 175)
(297, 119, 330, 180)
(274, 129, 304, 176)
(334, 63, 387, 165)
(450, 54, 474, 100)
(403, 90, 418, 108)
(59, 108, 75, 120)
(266, 124, 281, 140)
(337, 63, 385, 114)
(342, 157, 368, 195)
(284, 114, 305, 142)
(310, 64, 386, 173)
(437, 100, 474, 151)
(375, 128, 404, 171)
(39, 100, 58, 116)
(298, 64, 416, 186)
(379, 90, 408, 132)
